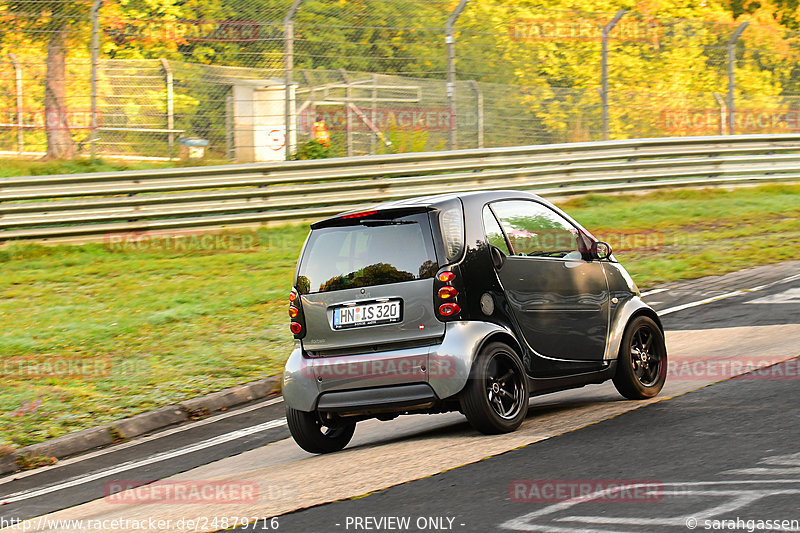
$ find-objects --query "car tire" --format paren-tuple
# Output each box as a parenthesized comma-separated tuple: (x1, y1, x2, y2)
(285, 406, 356, 454)
(613, 315, 668, 400)
(460, 341, 529, 434)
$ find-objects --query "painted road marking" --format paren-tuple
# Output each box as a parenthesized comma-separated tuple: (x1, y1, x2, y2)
(502, 451, 800, 532)
(745, 287, 800, 304)
(658, 273, 800, 316)
(4, 275, 797, 508)
(640, 288, 668, 297)
(723, 451, 800, 475)
(0, 396, 284, 486)
(502, 481, 800, 532)
(0, 418, 287, 505)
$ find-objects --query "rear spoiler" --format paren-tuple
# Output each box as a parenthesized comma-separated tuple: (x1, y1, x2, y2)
(310, 206, 433, 229)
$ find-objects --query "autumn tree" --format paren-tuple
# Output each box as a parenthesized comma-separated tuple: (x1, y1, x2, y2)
(6, 0, 94, 159)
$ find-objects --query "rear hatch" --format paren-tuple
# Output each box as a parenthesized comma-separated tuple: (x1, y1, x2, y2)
(295, 209, 444, 353)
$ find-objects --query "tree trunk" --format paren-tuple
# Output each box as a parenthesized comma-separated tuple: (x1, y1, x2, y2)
(44, 28, 76, 159)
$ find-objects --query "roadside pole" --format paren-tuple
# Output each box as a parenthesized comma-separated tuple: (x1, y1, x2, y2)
(89, 0, 102, 159)
(446, 0, 469, 151)
(9, 53, 24, 156)
(727, 22, 749, 135)
(601, 10, 627, 141)
(713, 92, 727, 136)
(160, 59, 175, 159)
(284, 0, 303, 160)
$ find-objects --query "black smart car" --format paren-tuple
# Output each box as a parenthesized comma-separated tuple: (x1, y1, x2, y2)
(283, 190, 667, 453)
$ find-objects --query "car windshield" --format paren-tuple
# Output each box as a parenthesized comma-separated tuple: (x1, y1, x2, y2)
(296, 213, 438, 294)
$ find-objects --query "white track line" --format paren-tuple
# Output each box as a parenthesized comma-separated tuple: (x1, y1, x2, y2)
(640, 288, 668, 297)
(658, 289, 747, 315)
(0, 418, 287, 505)
(5, 274, 799, 503)
(658, 273, 800, 316)
(0, 396, 284, 486)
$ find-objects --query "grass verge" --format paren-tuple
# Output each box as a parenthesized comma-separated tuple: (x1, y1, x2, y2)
(1, 184, 798, 449)
(0, 158, 219, 178)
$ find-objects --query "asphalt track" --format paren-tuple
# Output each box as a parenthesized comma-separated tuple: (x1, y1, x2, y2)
(1, 261, 798, 532)
(266, 357, 800, 533)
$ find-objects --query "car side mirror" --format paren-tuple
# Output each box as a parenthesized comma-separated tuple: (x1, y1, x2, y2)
(490, 245, 507, 269)
(594, 241, 612, 260)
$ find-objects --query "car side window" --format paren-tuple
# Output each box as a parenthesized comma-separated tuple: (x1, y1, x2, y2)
(490, 200, 581, 259)
(482, 206, 511, 255)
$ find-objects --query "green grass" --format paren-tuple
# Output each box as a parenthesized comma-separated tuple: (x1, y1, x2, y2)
(1, 184, 799, 449)
(0, 158, 220, 178)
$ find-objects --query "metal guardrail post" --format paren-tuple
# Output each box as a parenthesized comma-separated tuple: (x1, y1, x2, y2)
(601, 10, 627, 141)
(446, 0, 469, 151)
(284, 0, 304, 161)
(9, 53, 24, 156)
(3, 135, 800, 241)
(89, 0, 102, 159)
(727, 22, 749, 135)
(160, 59, 175, 160)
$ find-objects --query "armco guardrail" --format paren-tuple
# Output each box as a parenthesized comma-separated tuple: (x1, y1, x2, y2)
(2, 134, 800, 241)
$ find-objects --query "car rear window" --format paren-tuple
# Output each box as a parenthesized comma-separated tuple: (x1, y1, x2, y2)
(296, 213, 438, 294)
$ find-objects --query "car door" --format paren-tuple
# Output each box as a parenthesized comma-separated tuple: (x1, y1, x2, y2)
(486, 200, 610, 361)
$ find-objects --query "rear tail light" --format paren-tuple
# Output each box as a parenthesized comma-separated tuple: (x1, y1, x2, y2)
(289, 288, 304, 337)
(438, 303, 461, 317)
(438, 286, 458, 299)
(440, 206, 465, 262)
(437, 271, 455, 282)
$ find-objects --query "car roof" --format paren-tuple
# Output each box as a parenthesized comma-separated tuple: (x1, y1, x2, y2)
(319, 190, 545, 225)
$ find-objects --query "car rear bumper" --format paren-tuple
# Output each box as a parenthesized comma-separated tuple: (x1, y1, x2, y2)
(317, 383, 438, 416)
(282, 321, 514, 412)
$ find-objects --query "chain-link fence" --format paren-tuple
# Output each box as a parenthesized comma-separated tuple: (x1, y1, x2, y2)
(3, 0, 800, 162)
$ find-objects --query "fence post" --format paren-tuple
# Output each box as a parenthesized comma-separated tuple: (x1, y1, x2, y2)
(284, 0, 303, 160)
(89, 0, 102, 159)
(469, 80, 483, 148)
(160, 58, 174, 159)
(727, 22, 749, 135)
(371, 75, 377, 155)
(601, 9, 627, 141)
(9, 53, 24, 156)
(713, 92, 727, 136)
(446, 0, 469, 151)
(340, 69, 353, 156)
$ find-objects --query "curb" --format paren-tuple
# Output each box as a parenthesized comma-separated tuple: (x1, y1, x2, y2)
(1, 375, 282, 476)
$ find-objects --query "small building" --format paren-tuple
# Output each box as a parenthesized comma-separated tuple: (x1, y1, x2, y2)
(226, 78, 296, 162)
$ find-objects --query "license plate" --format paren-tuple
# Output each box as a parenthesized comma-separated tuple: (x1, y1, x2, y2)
(332, 300, 402, 329)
